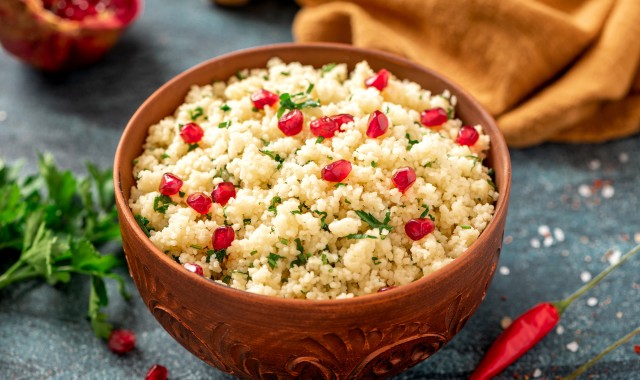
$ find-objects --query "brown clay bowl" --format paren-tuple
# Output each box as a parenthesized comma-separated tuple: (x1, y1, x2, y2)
(114, 43, 511, 379)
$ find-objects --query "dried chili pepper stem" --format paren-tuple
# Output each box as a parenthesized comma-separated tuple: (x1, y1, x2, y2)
(470, 243, 640, 380)
(564, 326, 640, 380)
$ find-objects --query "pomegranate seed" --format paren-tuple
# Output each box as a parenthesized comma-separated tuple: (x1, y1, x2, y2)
(159, 173, 183, 196)
(634, 345, 640, 354)
(107, 329, 136, 355)
(212, 182, 236, 206)
(278, 109, 304, 136)
(183, 263, 204, 276)
(405, 218, 436, 241)
(180, 122, 204, 144)
(145, 364, 168, 380)
(366, 110, 389, 138)
(213, 226, 235, 250)
(321, 159, 352, 182)
(186, 192, 212, 214)
(251, 89, 278, 110)
(310, 116, 340, 138)
(457, 125, 479, 146)
(378, 286, 396, 293)
(330, 113, 354, 127)
(392, 167, 416, 193)
(420, 108, 448, 127)
(365, 68, 390, 91)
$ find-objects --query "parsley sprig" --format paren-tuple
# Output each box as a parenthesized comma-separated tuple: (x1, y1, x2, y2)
(355, 210, 394, 239)
(0, 154, 127, 339)
(277, 92, 320, 118)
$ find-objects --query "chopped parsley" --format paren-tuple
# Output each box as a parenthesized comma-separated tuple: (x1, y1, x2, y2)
(355, 210, 394, 238)
(290, 210, 301, 215)
(178, 191, 185, 197)
(406, 133, 420, 150)
(321, 253, 328, 265)
(160, 153, 170, 160)
(422, 161, 434, 168)
(259, 149, 285, 169)
(280, 71, 291, 76)
(290, 238, 311, 268)
(321, 62, 337, 74)
(306, 83, 315, 94)
(235, 70, 247, 80)
(267, 252, 284, 269)
(446, 107, 455, 119)
(465, 155, 480, 166)
(218, 120, 232, 129)
(316, 136, 325, 144)
(312, 210, 329, 231)
(268, 196, 282, 214)
(335, 183, 347, 188)
(153, 195, 174, 214)
(243, 218, 252, 225)
(280, 238, 289, 245)
(187, 143, 199, 152)
(206, 249, 227, 263)
(220, 104, 231, 112)
(346, 234, 378, 239)
(371, 161, 378, 168)
(372, 257, 381, 265)
(277, 92, 320, 118)
(249, 250, 258, 256)
(135, 214, 154, 237)
(190, 244, 203, 250)
(460, 225, 472, 229)
(189, 107, 204, 121)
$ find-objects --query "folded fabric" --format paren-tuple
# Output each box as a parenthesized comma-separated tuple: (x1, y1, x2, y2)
(293, 0, 640, 147)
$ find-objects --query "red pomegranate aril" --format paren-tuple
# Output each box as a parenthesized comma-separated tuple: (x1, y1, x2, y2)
(392, 167, 417, 193)
(405, 218, 436, 241)
(330, 113, 354, 127)
(186, 192, 212, 214)
(159, 173, 183, 196)
(107, 329, 136, 355)
(251, 89, 279, 110)
(365, 68, 390, 91)
(457, 125, 479, 146)
(378, 286, 396, 293)
(310, 116, 340, 138)
(278, 109, 304, 136)
(213, 226, 235, 250)
(366, 110, 389, 138)
(212, 182, 236, 206)
(183, 263, 204, 276)
(180, 122, 204, 144)
(145, 364, 168, 380)
(420, 108, 448, 127)
(321, 159, 352, 182)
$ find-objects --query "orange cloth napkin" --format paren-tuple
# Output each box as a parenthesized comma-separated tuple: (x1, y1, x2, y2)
(293, 0, 640, 147)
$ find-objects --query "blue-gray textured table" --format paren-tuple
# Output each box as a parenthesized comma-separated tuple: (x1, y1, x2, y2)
(1, 1, 639, 379)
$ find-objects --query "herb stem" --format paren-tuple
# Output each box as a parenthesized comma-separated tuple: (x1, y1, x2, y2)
(564, 326, 640, 380)
(0, 264, 38, 289)
(553, 244, 640, 314)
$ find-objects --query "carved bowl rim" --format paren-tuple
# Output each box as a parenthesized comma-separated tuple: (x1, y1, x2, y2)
(114, 42, 512, 309)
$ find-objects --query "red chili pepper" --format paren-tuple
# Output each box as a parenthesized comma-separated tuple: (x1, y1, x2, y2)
(470, 244, 640, 380)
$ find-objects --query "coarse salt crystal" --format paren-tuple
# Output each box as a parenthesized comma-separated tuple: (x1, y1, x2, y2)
(587, 297, 598, 307)
(543, 236, 554, 247)
(616, 311, 623, 318)
(578, 184, 592, 197)
(601, 184, 615, 199)
(554, 228, 565, 242)
(500, 316, 512, 329)
(499, 266, 510, 275)
(584, 255, 592, 263)
(561, 250, 570, 257)
(538, 225, 550, 236)
(619, 152, 629, 163)
(530, 238, 541, 249)
(504, 235, 513, 245)
(0, 111, 6, 122)
(580, 271, 592, 283)
(567, 341, 579, 352)
(588, 159, 601, 170)
(607, 249, 622, 265)
(556, 325, 565, 335)
(533, 368, 542, 378)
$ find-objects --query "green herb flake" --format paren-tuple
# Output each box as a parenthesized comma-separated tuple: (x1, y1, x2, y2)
(250, 250, 258, 256)
(316, 136, 325, 144)
(218, 120, 232, 129)
(346, 234, 378, 239)
(220, 104, 231, 112)
(420, 204, 430, 219)
(259, 149, 285, 170)
(371, 161, 378, 168)
(214, 249, 227, 262)
(372, 257, 381, 265)
(276, 92, 320, 118)
(187, 143, 199, 152)
(135, 214, 154, 237)
(267, 252, 284, 269)
(222, 275, 232, 284)
(406, 133, 420, 150)
(321, 62, 337, 74)
(354, 210, 394, 238)
(153, 195, 174, 214)
(189, 107, 204, 121)
(290, 238, 311, 268)
(160, 153, 170, 160)
(335, 183, 347, 188)
(446, 107, 455, 119)
(290, 210, 301, 215)
(252, 106, 259, 112)
(280, 238, 289, 245)
(321, 253, 328, 265)
(306, 83, 315, 94)
(460, 225, 472, 229)
(422, 161, 434, 168)
(312, 210, 329, 231)
(268, 196, 282, 214)
(235, 70, 247, 80)
(178, 191, 185, 197)
(243, 218, 252, 225)
(190, 244, 203, 250)
(280, 71, 291, 76)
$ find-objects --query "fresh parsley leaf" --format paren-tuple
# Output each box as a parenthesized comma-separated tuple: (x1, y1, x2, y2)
(321, 253, 328, 265)
(290, 238, 311, 267)
(268, 196, 282, 214)
(446, 107, 455, 119)
(218, 120, 232, 129)
(316, 136, 325, 144)
(276, 92, 320, 118)
(460, 225, 472, 229)
(306, 83, 315, 94)
(161, 153, 170, 160)
(187, 143, 199, 152)
(312, 210, 329, 231)
(406, 133, 420, 150)
(346, 234, 378, 239)
(220, 104, 231, 112)
(259, 149, 285, 170)
(371, 161, 378, 168)
(267, 252, 284, 269)
(354, 210, 394, 237)
(372, 257, 381, 265)
(189, 107, 204, 121)
(335, 183, 347, 188)
(321, 63, 337, 73)
(135, 214, 154, 237)
(153, 195, 174, 214)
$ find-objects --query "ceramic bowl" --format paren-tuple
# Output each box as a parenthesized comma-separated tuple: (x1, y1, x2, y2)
(114, 43, 511, 379)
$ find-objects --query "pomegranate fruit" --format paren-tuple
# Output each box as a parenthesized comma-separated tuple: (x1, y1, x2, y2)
(0, 0, 142, 71)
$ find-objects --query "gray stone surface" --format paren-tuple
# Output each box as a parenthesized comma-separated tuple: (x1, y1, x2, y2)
(1, 1, 639, 379)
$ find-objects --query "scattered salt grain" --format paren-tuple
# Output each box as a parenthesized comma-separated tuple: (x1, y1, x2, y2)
(561, 250, 570, 257)
(499, 266, 510, 276)
(567, 341, 579, 352)
(504, 235, 513, 245)
(554, 228, 565, 242)
(500, 316, 513, 329)
(538, 225, 550, 236)
(584, 255, 592, 263)
(588, 159, 601, 170)
(578, 184, 592, 197)
(587, 297, 598, 307)
(580, 271, 592, 283)
(601, 184, 615, 199)
(619, 152, 629, 163)
(616, 311, 623, 319)
(556, 325, 565, 335)
(606, 249, 622, 265)
(0, 111, 6, 122)
(530, 238, 541, 249)
(543, 236, 554, 247)
(533, 368, 542, 378)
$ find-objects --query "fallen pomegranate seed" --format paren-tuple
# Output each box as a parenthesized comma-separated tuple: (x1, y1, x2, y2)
(392, 167, 417, 193)
(180, 122, 204, 144)
(107, 329, 136, 355)
(405, 218, 436, 241)
(321, 159, 352, 182)
(365, 68, 390, 91)
(278, 109, 304, 136)
(378, 286, 396, 293)
(310, 116, 340, 138)
(213, 226, 235, 250)
(186, 192, 212, 214)
(183, 263, 204, 276)
(634, 345, 640, 354)
(159, 173, 183, 196)
(330, 113, 354, 127)
(251, 89, 278, 110)
(145, 364, 168, 380)
(457, 125, 479, 146)
(366, 110, 389, 138)
(420, 108, 448, 127)
(212, 182, 236, 206)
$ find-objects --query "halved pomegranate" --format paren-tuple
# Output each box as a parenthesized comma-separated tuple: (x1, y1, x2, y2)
(0, 0, 142, 71)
